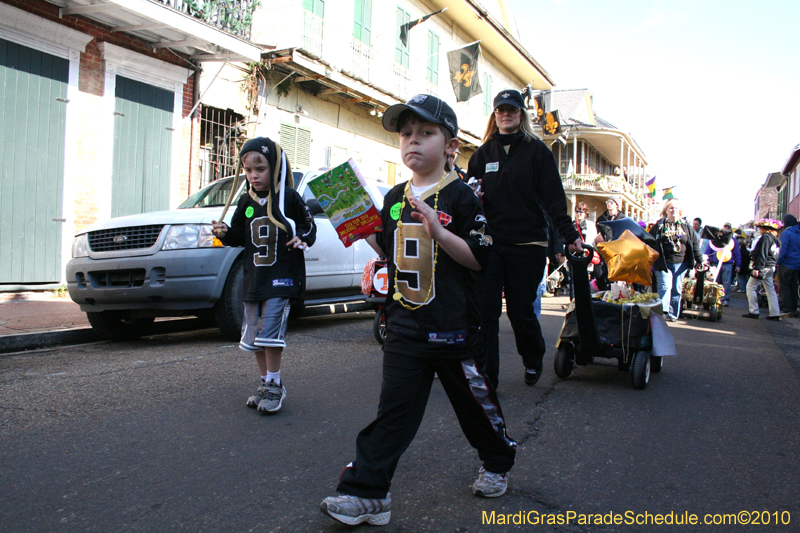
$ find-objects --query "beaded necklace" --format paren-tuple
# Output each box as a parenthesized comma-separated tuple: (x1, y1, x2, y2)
(663, 219, 684, 253)
(392, 172, 447, 310)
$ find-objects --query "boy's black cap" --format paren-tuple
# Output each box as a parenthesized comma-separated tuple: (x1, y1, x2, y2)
(493, 89, 525, 110)
(382, 94, 458, 138)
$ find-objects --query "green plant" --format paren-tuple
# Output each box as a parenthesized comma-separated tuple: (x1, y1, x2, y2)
(52, 285, 68, 298)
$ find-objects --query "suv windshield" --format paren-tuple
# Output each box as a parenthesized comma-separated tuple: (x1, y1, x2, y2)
(179, 177, 240, 209)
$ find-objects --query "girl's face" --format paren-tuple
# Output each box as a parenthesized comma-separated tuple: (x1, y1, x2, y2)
(575, 207, 587, 220)
(494, 105, 522, 134)
(666, 202, 680, 221)
(242, 152, 271, 192)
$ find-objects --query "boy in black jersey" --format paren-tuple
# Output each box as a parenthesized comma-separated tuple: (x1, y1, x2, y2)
(320, 95, 516, 526)
(211, 137, 316, 414)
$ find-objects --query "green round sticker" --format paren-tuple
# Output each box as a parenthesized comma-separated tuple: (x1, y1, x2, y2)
(390, 202, 402, 221)
(245, 206, 255, 218)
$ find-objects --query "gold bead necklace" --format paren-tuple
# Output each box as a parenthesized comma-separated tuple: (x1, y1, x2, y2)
(392, 172, 447, 310)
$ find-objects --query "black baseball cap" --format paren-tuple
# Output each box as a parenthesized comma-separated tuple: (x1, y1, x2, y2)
(493, 89, 524, 110)
(382, 94, 458, 138)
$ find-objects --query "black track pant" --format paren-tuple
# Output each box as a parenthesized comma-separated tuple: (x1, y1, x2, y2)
(475, 243, 548, 388)
(336, 351, 517, 499)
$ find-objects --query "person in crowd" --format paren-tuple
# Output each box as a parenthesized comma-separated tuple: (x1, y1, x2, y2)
(736, 230, 751, 292)
(212, 137, 317, 414)
(692, 217, 709, 256)
(743, 219, 782, 321)
(320, 95, 517, 527)
(467, 89, 582, 389)
(704, 222, 741, 307)
(596, 196, 625, 242)
(777, 214, 800, 318)
(648, 199, 702, 322)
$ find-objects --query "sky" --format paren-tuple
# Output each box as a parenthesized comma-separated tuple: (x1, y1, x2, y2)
(507, 0, 800, 226)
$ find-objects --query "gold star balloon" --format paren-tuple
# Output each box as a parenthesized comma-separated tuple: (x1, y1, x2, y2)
(596, 230, 660, 286)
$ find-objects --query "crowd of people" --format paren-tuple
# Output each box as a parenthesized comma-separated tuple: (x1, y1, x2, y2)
(210, 88, 799, 527)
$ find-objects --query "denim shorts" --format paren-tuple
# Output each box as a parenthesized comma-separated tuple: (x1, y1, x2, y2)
(239, 298, 291, 352)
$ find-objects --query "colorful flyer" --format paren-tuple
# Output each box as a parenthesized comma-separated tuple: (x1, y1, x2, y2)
(306, 159, 383, 247)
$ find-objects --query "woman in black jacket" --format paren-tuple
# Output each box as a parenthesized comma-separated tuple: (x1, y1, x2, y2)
(743, 220, 782, 320)
(648, 199, 702, 321)
(467, 89, 582, 389)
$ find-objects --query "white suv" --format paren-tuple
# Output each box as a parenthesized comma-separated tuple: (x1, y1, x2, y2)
(66, 171, 389, 340)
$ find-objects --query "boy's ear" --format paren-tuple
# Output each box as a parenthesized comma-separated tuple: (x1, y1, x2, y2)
(445, 137, 459, 156)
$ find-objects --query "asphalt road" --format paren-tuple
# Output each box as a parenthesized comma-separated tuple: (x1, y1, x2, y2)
(1, 295, 799, 532)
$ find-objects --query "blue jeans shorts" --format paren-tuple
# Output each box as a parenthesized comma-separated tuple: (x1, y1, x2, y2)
(239, 298, 291, 352)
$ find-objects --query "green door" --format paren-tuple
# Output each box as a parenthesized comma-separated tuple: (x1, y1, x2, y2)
(0, 38, 68, 284)
(111, 76, 173, 218)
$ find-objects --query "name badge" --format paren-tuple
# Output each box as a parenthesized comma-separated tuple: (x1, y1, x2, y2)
(272, 279, 294, 287)
(427, 331, 466, 345)
(485, 162, 499, 173)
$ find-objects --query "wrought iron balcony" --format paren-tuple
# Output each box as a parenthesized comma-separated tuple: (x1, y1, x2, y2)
(160, 0, 259, 40)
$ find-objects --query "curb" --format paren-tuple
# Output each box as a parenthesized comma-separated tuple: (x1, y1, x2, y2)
(0, 328, 99, 355)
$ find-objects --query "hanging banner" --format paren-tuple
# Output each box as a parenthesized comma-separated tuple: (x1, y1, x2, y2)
(447, 42, 483, 102)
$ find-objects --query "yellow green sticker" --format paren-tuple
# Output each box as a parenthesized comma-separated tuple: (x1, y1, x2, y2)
(245, 206, 254, 218)
(390, 202, 402, 220)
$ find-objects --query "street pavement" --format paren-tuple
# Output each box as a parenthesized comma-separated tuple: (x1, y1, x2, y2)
(1, 291, 799, 532)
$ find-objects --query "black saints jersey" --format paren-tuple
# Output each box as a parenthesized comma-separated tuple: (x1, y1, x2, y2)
(376, 173, 492, 359)
(221, 189, 316, 302)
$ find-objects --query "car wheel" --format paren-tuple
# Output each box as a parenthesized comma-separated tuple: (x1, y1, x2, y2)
(554, 342, 575, 378)
(86, 311, 155, 341)
(214, 259, 244, 342)
(632, 350, 651, 389)
(372, 307, 386, 344)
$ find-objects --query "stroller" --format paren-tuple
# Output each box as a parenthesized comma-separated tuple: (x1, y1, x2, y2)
(361, 258, 388, 344)
(556, 244, 675, 389)
(681, 263, 724, 321)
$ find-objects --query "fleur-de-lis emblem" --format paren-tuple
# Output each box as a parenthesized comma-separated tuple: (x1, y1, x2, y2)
(544, 112, 559, 135)
(454, 64, 476, 87)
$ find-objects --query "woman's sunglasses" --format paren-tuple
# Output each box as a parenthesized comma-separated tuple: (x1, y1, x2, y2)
(575, 209, 588, 214)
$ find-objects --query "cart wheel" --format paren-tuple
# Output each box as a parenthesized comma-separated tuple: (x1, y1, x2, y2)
(708, 306, 719, 322)
(650, 355, 664, 374)
(373, 308, 386, 345)
(554, 343, 575, 378)
(632, 350, 651, 389)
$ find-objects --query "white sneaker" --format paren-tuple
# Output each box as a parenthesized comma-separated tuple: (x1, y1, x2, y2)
(320, 493, 391, 525)
(472, 467, 508, 498)
(257, 380, 286, 413)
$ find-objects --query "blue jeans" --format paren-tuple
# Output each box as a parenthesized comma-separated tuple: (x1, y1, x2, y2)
(534, 271, 546, 319)
(655, 262, 689, 319)
(715, 263, 733, 304)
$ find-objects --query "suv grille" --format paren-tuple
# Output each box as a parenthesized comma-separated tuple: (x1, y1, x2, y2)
(88, 225, 164, 252)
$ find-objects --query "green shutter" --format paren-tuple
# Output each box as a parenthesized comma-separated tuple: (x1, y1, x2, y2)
(353, 0, 372, 45)
(111, 76, 173, 218)
(395, 8, 410, 67)
(427, 31, 439, 85)
(0, 38, 68, 284)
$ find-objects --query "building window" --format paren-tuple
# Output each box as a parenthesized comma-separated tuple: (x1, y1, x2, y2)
(426, 30, 439, 85)
(198, 106, 245, 188)
(353, 0, 371, 45)
(482, 72, 492, 116)
(395, 7, 410, 67)
(280, 123, 311, 169)
(302, 0, 325, 57)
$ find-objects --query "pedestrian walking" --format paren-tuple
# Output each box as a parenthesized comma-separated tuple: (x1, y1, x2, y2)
(211, 137, 317, 413)
(320, 95, 516, 527)
(777, 214, 800, 317)
(466, 89, 581, 389)
(743, 219, 782, 321)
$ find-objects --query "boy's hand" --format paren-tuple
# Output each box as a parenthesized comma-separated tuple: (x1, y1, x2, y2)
(409, 197, 443, 239)
(287, 236, 307, 251)
(211, 220, 227, 238)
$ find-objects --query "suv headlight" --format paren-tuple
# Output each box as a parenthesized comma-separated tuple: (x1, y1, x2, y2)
(72, 234, 90, 258)
(162, 224, 222, 250)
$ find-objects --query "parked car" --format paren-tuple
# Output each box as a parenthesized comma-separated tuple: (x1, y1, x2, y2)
(66, 170, 390, 341)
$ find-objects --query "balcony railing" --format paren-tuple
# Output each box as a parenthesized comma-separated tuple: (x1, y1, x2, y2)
(392, 63, 411, 100)
(303, 9, 324, 57)
(563, 174, 646, 206)
(160, 0, 259, 40)
(351, 40, 372, 82)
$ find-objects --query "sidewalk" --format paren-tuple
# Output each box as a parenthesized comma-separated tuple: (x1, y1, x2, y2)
(0, 293, 94, 354)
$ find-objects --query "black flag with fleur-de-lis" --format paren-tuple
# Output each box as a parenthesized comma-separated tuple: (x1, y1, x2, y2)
(447, 42, 483, 102)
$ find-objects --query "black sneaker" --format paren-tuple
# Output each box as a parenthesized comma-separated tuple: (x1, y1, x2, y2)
(524, 368, 540, 386)
(766, 316, 781, 321)
(742, 312, 760, 319)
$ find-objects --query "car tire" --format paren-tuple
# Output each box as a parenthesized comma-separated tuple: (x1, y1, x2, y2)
(86, 311, 155, 341)
(214, 259, 244, 342)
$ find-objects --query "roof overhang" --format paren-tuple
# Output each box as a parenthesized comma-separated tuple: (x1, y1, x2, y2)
(782, 144, 800, 176)
(428, 0, 554, 89)
(764, 172, 785, 188)
(45, 0, 262, 62)
(265, 48, 482, 148)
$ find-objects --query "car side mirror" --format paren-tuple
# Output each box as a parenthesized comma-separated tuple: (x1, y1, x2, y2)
(306, 198, 324, 216)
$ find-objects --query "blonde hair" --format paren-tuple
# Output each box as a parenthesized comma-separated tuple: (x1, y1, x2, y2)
(659, 199, 683, 219)
(481, 107, 540, 143)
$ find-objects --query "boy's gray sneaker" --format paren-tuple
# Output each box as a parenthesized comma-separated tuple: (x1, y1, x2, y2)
(246, 381, 269, 408)
(257, 380, 286, 413)
(472, 467, 508, 498)
(320, 493, 391, 526)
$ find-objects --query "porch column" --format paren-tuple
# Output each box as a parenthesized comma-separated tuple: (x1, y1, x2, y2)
(573, 139, 578, 176)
